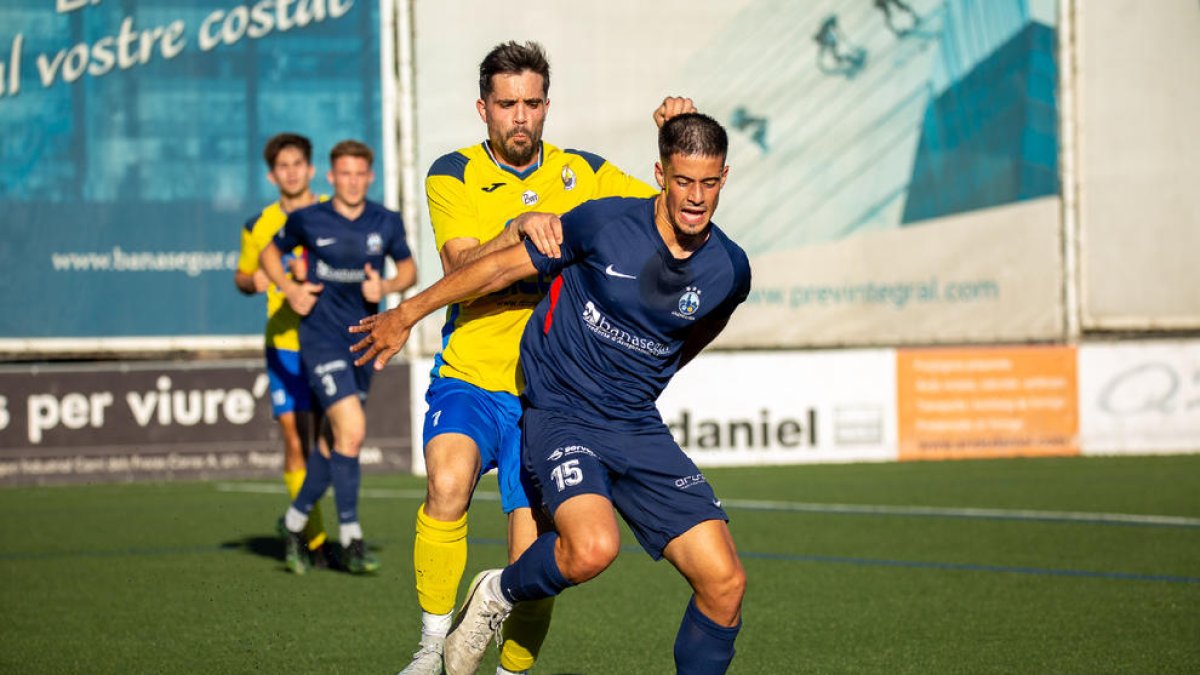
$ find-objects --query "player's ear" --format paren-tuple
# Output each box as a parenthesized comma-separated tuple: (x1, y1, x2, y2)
(720, 164, 729, 187)
(326, 170, 335, 187)
(306, 164, 315, 181)
(654, 161, 665, 190)
(267, 171, 279, 187)
(476, 98, 487, 123)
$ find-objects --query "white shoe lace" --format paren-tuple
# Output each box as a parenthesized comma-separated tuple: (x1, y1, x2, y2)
(397, 639, 443, 675)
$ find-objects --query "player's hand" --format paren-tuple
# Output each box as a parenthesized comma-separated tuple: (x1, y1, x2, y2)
(653, 96, 696, 128)
(284, 281, 323, 316)
(252, 269, 271, 293)
(362, 263, 383, 303)
(514, 212, 562, 258)
(349, 309, 411, 370)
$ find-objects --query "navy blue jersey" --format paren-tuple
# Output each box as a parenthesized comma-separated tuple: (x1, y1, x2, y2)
(276, 200, 412, 349)
(520, 196, 751, 425)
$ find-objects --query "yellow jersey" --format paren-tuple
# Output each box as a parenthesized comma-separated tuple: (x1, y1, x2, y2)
(426, 141, 657, 394)
(236, 198, 325, 350)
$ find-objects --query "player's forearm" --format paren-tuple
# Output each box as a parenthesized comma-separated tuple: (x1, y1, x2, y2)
(382, 259, 418, 295)
(396, 246, 533, 329)
(444, 224, 521, 273)
(258, 245, 292, 292)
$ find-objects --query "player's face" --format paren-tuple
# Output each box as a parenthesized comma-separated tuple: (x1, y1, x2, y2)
(476, 70, 548, 170)
(655, 153, 729, 238)
(328, 156, 374, 210)
(268, 147, 314, 199)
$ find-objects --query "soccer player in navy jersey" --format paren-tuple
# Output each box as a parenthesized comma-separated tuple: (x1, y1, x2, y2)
(261, 139, 418, 575)
(351, 113, 750, 674)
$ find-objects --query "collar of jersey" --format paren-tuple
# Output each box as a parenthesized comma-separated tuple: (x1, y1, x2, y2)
(481, 141, 543, 180)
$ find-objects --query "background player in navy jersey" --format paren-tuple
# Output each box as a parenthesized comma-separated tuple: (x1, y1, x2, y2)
(351, 113, 750, 674)
(234, 133, 335, 568)
(261, 139, 418, 575)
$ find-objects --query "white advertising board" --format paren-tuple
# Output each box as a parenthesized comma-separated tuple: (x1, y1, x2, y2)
(1078, 340, 1200, 455)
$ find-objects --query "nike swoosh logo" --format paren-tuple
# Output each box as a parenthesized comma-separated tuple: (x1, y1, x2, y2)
(481, 182, 505, 193)
(605, 264, 637, 280)
(315, 237, 336, 247)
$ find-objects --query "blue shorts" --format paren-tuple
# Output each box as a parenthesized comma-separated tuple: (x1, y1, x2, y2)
(302, 348, 372, 411)
(520, 407, 728, 560)
(265, 347, 312, 417)
(422, 377, 527, 513)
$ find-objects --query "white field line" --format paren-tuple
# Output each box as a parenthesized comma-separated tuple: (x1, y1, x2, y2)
(216, 482, 1200, 528)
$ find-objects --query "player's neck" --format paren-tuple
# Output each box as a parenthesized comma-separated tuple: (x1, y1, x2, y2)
(654, 195, 709, 259)
(332, 195, 366, 221)
(278, 190, 315, 214)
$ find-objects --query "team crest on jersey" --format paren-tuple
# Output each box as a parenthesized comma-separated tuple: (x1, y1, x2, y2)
(366, 232, 383, 254)
(674, 286, 701, 320)
(560, 165, 577, 191)
(522, 189, 539, 206)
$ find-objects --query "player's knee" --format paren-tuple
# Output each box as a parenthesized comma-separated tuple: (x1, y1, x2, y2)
(697, 564, 746, 620)
(425, 469, 472, 517)
(559, 531, 620, 583)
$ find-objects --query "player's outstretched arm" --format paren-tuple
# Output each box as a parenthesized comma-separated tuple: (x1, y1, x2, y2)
(350, 241, 540, 370)
(441, 211, 562, 273)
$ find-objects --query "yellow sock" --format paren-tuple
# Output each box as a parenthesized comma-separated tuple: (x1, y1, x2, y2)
(414, 503, 468, 615)
(283, 469, 327, 550)
(500, 596, 556, 672)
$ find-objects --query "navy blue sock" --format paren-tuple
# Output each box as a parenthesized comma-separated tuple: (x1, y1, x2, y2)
(292, 449, 332, 515)
(499, 532, 574, 603)
(673, 596, 740, 675)
(329, 449, 361, 525)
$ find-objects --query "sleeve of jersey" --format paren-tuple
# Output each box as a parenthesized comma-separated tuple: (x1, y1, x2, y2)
(235, 217, 261, 274)
(523, 202, 603, 277)
(388, 212, 413, 262)
(275, 213, 303, 251)
(426, 173, 478, 252)
(592, 160, 657, 199)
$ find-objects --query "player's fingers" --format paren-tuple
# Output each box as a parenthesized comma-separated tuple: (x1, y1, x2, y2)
(374, 345, 400, 371)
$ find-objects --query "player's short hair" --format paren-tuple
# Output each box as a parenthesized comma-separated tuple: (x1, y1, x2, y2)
(330, 139, 374, 168)
(263, 132, 312, 168)
(659, 113, 728, 163)
(479, 40, 550, 100)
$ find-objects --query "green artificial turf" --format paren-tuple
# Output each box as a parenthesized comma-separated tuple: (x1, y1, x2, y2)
(1, 455, 1197, 673)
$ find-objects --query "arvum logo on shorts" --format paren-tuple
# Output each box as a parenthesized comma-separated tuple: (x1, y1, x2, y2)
(580, 300, 670, 357)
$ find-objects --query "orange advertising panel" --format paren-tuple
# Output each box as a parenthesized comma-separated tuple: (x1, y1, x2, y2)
(897, 346, 1079, 461)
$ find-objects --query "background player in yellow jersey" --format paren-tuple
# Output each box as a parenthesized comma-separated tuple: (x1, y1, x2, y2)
(234, 132, 332, 567)
(399, 40, 694, 675)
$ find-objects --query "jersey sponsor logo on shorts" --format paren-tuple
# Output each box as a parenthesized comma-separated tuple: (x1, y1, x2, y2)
(481, 182, 505, 192)
(316, 237, 337, 247)
(674, 473, 708, 489)
(547, 444, 596, 462)
(522, 189, 539, 206)
(604, 264, 637, 280)
(581, 300, 670, 357)
(561, 165, 577, 190)
(673, 286, 702, 320)
(314, 359, 348, 376)
(367, 232, 383, 255)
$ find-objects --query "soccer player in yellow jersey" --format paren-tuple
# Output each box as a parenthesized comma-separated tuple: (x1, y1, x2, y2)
(234, 133, 332, 567)
(398, 40, 694, 675)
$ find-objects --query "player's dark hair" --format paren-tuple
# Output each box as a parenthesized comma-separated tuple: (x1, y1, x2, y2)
(330, 139, 374, 168)
(659, 113, 728, 162)
(479, 40, 550, 100)
(263, 132, 312, 168)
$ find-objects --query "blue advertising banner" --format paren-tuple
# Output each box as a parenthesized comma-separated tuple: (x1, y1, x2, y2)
(0, 0, 385, 341)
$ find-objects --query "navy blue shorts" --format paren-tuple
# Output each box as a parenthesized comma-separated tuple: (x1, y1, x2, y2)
(422, 377, 528, 513)
(265, 347, 313, 417)
(520, 407, 728, 560)
(302, 348, 372, 410)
